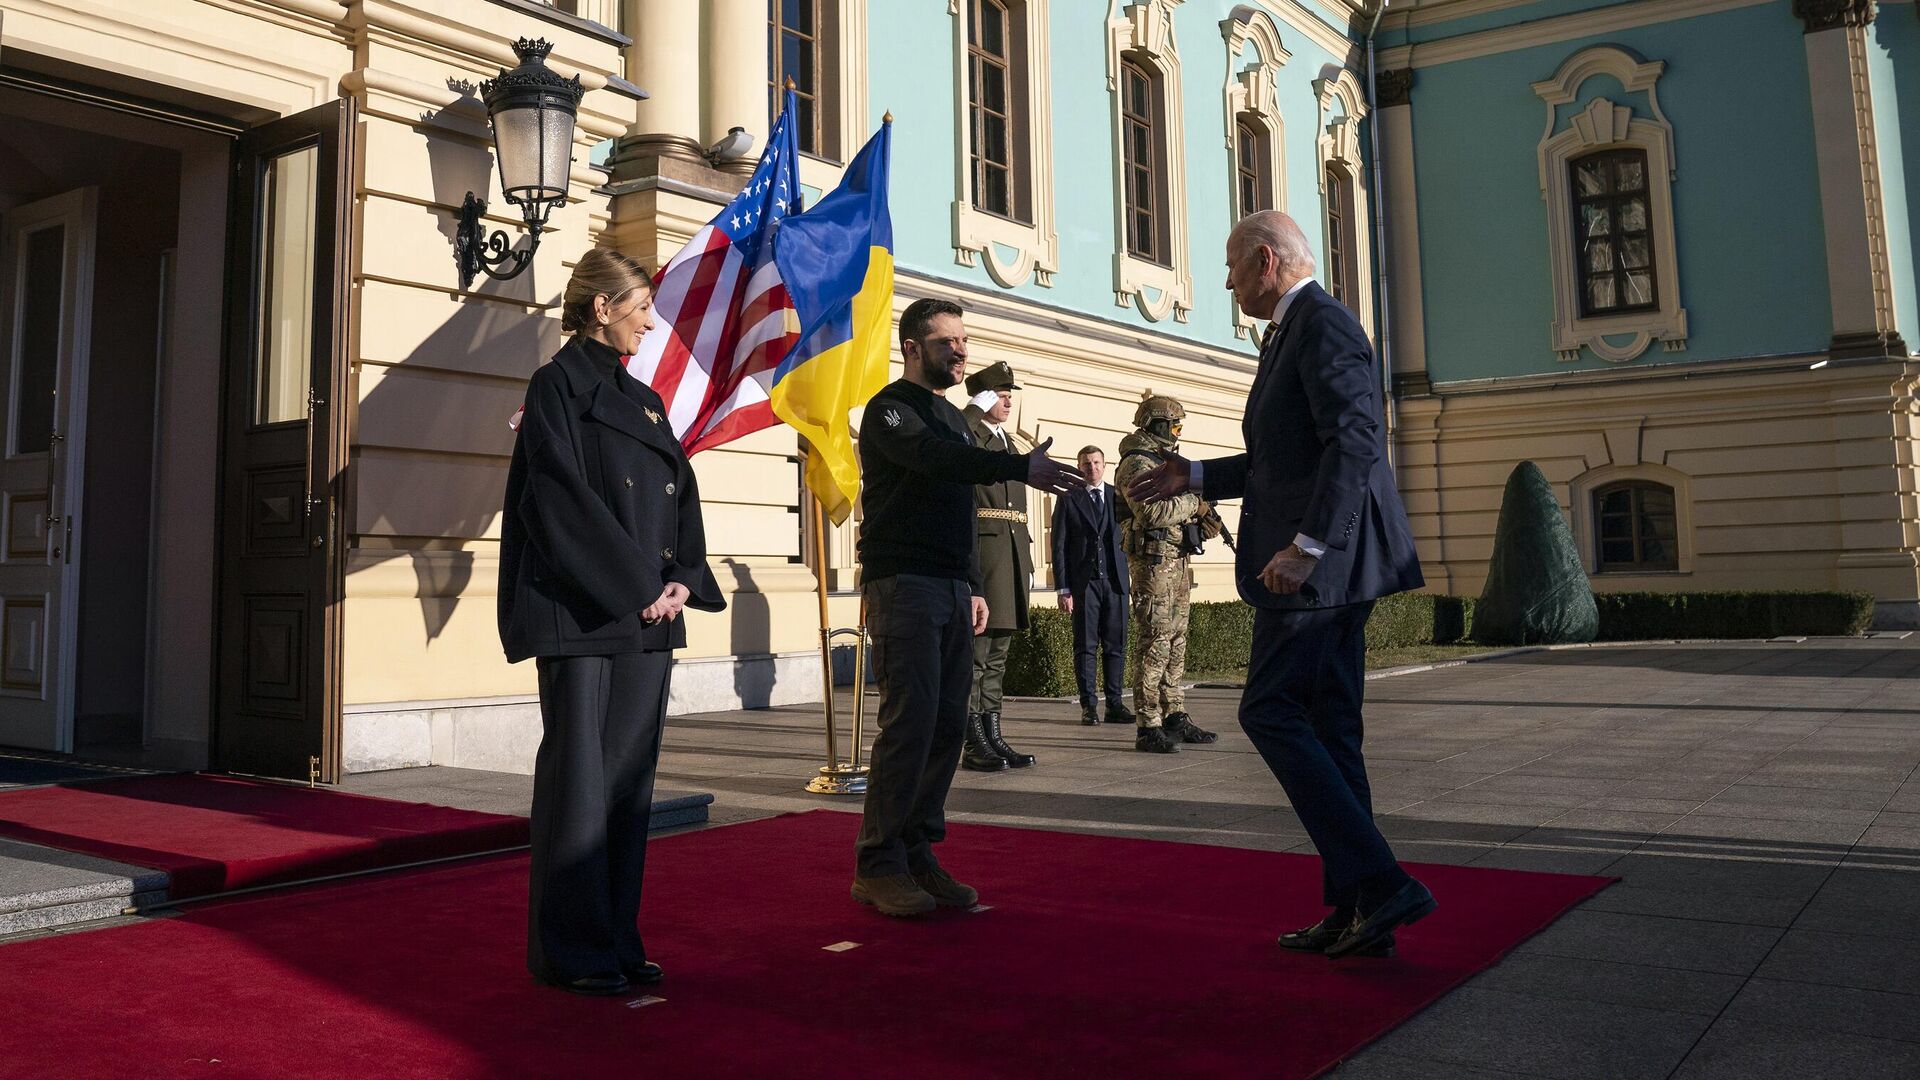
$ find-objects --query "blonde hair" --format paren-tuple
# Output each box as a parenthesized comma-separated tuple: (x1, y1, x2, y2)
(560, 248, 653, 335)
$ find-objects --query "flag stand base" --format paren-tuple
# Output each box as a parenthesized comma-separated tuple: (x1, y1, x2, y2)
(804, 624, 871, 796)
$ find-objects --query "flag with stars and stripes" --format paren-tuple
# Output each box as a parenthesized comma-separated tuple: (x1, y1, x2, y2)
(624, 89, 803, 454)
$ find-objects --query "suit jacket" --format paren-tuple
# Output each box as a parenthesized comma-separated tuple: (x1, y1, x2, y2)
(1050, 484, 1129, 596)
(1200, 281, 1424, 610)
(498, 336, 726, 663)
(965, 405, 1034, 631)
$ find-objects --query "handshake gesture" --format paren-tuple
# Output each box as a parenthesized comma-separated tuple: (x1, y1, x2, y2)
(1025, 437, 1089, 496)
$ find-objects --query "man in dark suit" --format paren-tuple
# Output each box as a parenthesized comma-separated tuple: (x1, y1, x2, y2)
(1051, 446, 1133, 727)
(1128, 209, 1433, 960)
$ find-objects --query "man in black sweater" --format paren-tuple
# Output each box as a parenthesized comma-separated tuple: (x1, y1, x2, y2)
(851, 297, 1085, 916)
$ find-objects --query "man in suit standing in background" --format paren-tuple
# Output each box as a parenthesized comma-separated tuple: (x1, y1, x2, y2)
(1052, 446, 1133, 727)
(1127, 209, 1432, 960)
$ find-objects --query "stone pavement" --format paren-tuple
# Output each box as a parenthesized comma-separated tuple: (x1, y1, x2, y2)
(6, 640, 1920, 1077)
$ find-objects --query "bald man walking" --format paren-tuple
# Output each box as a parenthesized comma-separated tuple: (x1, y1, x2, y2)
(1129, 210, 1431, 960)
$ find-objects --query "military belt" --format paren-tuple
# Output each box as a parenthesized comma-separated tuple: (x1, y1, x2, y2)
(976, 508, 1028, 524)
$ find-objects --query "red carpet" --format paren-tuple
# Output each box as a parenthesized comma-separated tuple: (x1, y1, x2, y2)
(0, 773, 527, 899)
(0, 809, 1607, 1079)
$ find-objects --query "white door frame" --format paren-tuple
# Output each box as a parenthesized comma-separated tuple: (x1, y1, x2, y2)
(0, 187, 96, 753)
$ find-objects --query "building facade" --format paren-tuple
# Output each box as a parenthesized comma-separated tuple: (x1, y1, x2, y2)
(1379, 0, 1920, 622)
(2, 0, 1913, 782)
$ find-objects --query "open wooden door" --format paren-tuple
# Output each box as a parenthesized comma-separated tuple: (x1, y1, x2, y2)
(214, 98, 354, 782)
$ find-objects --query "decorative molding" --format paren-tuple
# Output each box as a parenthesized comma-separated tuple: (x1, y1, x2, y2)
(1532, 47, 1688, 364)
(1313, 67, 1375, 335)
(1105, 0, 1193, 324)
(1793, 0, 1876, 32)
(1248, 0, 1362, 68)
(1376, 67, 1413, 108)
(1378, 0, 1773, 71)
(949, 0, 1059, 289)
(1802, 17, 1908, 358)
(1221, 6, 1291, 339)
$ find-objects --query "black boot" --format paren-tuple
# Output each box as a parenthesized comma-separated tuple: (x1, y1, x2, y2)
(962, 712, 1010, 772)
(1134, 725, 1181, 754)
(1164, 711, 1218, 744)
(982, 710, 1035, 768)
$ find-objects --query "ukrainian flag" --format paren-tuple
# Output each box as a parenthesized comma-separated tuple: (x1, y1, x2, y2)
(769, 119, 893, 525)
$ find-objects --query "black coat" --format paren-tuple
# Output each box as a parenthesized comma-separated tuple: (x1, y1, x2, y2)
(498, 336, 725, 663)
(1050, 484, 1129, 597)
(1199, 281, 1424, 610)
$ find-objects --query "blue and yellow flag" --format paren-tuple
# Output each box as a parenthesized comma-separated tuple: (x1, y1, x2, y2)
(769, 120, 894, 525)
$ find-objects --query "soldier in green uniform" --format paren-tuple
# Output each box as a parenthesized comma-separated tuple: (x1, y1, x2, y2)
(1114, 392, 1221, 753)
(961, 361, 1037, 771)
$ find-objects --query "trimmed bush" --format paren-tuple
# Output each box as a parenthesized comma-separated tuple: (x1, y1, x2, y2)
(1475, 461, 1599, 645)
(1594, 590, 1873, 640)
(1004, 607, 1080, 698)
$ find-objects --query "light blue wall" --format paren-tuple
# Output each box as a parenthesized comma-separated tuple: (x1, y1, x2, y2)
(864, 0, 1352, 352)
(1407, 1, 1831, 382)
(1871, 11, 1919, 346)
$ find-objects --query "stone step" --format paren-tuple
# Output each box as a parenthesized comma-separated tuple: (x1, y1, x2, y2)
(0, 837, 168, 938)
(651, 791, 714, 831)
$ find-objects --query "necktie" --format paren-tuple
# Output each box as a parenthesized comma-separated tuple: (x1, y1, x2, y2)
(1260, 321, 1280, 352)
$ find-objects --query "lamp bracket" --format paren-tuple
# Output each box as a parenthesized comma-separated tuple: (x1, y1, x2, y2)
(455, 191, 539, 290)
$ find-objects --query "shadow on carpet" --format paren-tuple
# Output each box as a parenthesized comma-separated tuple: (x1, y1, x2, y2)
(0, 809, 1610, 1079)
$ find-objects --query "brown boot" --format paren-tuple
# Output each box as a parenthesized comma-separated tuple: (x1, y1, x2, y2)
(910, 863, 979, 907)
(851, 873, 936, 916)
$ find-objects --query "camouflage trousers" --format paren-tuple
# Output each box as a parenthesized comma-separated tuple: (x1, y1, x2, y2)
(1129, 555, 1190, 728)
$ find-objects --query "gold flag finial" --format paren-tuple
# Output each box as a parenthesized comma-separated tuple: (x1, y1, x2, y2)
(785, 75, 796, 90)
(883, 110, 893, 123)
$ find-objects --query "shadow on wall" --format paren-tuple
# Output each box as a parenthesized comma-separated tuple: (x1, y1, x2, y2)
(725, 562, 774, 706)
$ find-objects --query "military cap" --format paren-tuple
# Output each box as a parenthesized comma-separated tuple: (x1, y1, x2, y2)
(964, 360, 1021, 396)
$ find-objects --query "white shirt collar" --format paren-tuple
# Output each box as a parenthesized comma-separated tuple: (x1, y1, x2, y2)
(1271, 277, 1313, 327)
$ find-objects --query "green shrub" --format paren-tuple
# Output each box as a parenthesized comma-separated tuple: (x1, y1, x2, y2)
(999, 589, 1871, 696)
(1594, 591, 1874, 640)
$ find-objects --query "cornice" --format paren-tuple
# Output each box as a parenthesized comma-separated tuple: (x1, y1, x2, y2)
(1378, 0, 1772, 69)
(1249, 0, 1361, 67)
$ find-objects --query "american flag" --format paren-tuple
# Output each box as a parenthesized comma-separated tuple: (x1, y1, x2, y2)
(625, 94, 802, 454)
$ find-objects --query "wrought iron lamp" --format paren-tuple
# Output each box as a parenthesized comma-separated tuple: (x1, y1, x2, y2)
(455, 37, 584, 289)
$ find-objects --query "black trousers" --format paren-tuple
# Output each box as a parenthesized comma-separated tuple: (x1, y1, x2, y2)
(856, 574, 973, 877)
(527, 650, 671, 982)
(1071, 578, 1127, 709)
(1238, 601, 1406, 909)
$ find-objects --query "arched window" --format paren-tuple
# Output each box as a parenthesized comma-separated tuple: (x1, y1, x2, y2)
(770, 0, 838, 160)
(1593, 481, 1678, 572)
(1236, 116, 1271, 215)
(967, 0, 1030, 223)
(1121, 57, 1167, 266)
(1323, 163, 1357, 306)
(1572, 148, 1657, 317)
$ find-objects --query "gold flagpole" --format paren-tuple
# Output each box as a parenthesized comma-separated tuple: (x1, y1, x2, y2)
(805, 480, 869, 794)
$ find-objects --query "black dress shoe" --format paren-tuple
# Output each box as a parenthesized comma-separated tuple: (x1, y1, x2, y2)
(1081, 705, 1101, 726)
(1278, 915, 1394, 957)
(1105, 702, 1136, 725)
(1327, 878, 1435, 960)
(622, 961, 664, 986)
(547, 973, 631, 996)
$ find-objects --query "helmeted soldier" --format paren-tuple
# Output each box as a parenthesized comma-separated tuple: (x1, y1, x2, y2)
(1113, 391, 1221, 753)
(961, 360, 1037, 771)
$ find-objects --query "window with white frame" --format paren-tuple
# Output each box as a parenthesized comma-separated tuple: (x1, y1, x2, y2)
(949, 0, 1057, 287)
(1532, 46, 1687, 363)
(1221, 7, 1290, 339)
(1105, 0, 1191, 323)
(1313, 69, 1374, 334)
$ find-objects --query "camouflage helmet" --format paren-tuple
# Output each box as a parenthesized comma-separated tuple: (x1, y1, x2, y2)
(1133, 391, 1186, 429)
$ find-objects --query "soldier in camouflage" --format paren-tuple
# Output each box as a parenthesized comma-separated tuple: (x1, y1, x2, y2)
(1113, 392, 1221, 753)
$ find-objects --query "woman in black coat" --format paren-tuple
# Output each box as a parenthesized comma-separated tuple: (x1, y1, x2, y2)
(498, 247, 725, 996)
